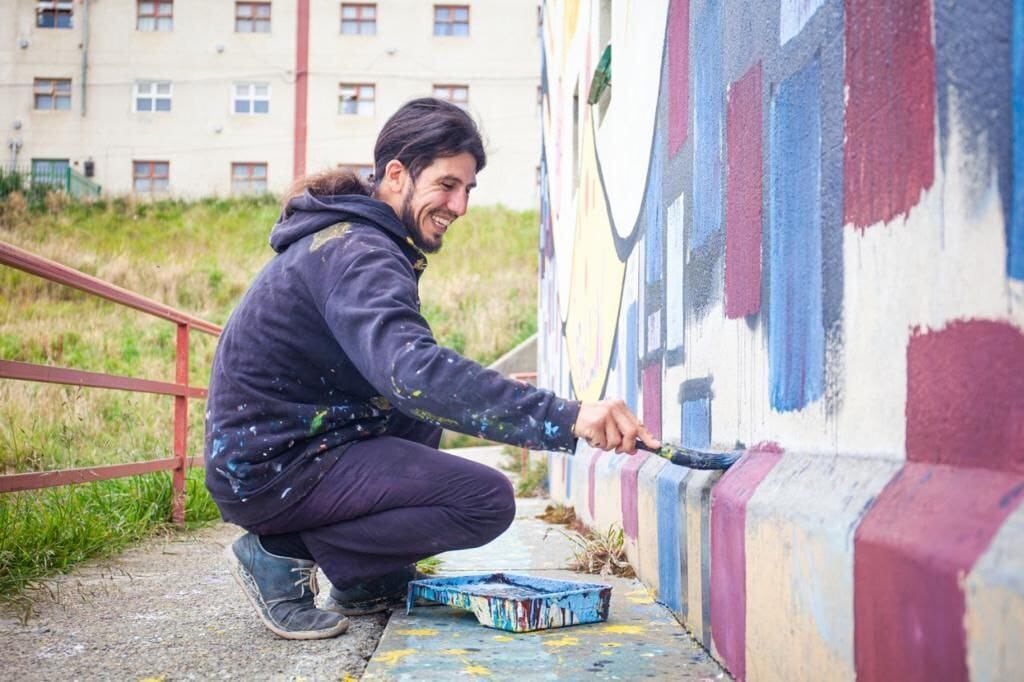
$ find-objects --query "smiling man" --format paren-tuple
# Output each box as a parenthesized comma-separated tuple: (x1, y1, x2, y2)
(205, 98, 657, 639)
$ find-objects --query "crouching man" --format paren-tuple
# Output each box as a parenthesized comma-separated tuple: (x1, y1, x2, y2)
(204, 98, 658, 639)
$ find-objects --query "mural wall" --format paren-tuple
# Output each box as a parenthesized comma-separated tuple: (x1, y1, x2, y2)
(537, 1, 1024, 680)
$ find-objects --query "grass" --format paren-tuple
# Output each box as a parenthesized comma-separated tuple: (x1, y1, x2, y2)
(534, 504, 635, 579)
(0, 194, 539, 606)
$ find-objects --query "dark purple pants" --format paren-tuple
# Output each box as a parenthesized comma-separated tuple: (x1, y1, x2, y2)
(244, 424, 516, 589)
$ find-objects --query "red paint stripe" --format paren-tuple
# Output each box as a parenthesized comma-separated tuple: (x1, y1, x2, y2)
(843, 0, 935, 229)
(588, 451, 602, 520)
(854, 463, 1024, 681)
(642, 363, 662, 440)
(621, 452, 651, 540)
(724, 63, 763, 319)
(293, 0, 310, 179)
(710, 447, 783, 681)
(906, 319, 1024, 473)
(668, 0, 690, 156)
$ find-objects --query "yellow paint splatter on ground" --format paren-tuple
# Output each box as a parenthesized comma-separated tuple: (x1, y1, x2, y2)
(441, 649, 470, 656)
(342, 674, 358, 682)
(463, 665, 492, 676)
(601, 624, 644, 634)
(492, 634, 514, 642)
(139, 677, 165, 682)
(376, 649, 416, 666)
(543, 635, 580, 648)
(625, 588, 654, 604)
(397, 629, 438, 636)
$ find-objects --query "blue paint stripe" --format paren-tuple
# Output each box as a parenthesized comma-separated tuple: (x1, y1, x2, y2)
(656, 465, 689, 614)
(691, 0, 724, 251)
(1012, 0, 1024, 280)
(768, 59, 825, 411)
(645, 128, 666, 284)
(565, 451, 573, 500)
(682, 398, 711, 449)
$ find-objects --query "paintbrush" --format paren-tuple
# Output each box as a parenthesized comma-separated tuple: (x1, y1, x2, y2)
(635, 440, 742, 470)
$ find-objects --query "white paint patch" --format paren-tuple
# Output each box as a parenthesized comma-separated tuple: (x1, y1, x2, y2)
(964, 500, 1024, 680)
(779, 0, 826, 45)
(666, 193, 686, 354)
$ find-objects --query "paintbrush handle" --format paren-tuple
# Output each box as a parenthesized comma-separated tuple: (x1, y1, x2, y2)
(635, 440, 741, 470)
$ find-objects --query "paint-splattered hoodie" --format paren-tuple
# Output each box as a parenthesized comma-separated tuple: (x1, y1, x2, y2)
(204, 191, 580, 525)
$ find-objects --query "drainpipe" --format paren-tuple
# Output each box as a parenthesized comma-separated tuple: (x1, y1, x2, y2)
(80, 0, 90, 117)
(293, 0, 310, 179)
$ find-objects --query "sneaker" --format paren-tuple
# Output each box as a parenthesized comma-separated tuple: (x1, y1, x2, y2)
(225, 532, 349, 640)
(323, 564, 428, 616)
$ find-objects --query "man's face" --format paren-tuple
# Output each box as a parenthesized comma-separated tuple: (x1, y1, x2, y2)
(398, 152, 477, 254)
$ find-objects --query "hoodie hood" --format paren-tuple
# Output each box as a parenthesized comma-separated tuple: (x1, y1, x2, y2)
(269, 191, 412, 253)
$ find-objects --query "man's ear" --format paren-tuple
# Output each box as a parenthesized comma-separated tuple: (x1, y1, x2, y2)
(383, 159, 407, 194)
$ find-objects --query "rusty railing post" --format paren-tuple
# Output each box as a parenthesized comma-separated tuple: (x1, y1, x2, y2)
(172, 323, 189, 524)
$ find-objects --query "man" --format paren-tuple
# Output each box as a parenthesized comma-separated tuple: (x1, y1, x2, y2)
(205, 98, 658, 640)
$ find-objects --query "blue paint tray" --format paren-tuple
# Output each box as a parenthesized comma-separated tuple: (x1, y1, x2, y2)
(406, 572, 612, 633)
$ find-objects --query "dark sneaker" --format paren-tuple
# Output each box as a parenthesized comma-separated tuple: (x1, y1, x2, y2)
(323, 564, 428, 616)
(225, 532, 349, 640)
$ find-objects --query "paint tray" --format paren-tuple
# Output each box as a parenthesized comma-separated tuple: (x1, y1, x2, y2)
(406, 572, 611, 633)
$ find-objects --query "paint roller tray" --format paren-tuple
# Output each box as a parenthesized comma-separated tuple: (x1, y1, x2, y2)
(405, 572, 612, 633)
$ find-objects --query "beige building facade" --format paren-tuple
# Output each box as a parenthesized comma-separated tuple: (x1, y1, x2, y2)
(0, 0, 542, 208)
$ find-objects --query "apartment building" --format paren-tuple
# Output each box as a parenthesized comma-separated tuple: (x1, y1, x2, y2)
(0, 0, 542, 208)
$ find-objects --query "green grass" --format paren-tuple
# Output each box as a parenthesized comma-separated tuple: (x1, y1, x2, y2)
(0, 194, 539, 605)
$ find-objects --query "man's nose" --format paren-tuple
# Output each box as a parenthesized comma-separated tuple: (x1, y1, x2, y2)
(448, 190, 469, 216)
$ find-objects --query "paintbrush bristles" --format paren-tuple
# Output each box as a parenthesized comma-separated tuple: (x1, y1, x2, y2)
(635, 440, 741, 470)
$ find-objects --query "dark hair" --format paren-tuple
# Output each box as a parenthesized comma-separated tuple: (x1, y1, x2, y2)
(373, 97, 486, 185)
(282, 97, 485, 210)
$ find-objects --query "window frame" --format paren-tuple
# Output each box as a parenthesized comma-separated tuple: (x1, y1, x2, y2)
(432, 83, 469, 110)
(433, 5, 469, 37)
(338, 83, 376, 116)
(36, 1, 73, 29)
(33, 78, 72, 111)
(132, 160, 170, 193)
(31, 158, 70, 188)
(133, 80, 173, 113)
(137, 0, 174, 32)
(231, 162, 268, 194)
(235, 1, 271, 33)
(341, 3, 377, 35)
(232, 82, 271, 115)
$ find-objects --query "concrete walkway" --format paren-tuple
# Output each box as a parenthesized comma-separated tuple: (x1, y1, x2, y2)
(363, 494, 727, 681)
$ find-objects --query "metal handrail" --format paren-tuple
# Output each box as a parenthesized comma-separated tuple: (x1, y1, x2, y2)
(0, 239, 222, 523)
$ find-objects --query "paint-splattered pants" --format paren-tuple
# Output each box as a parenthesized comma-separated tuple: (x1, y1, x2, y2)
(243, 423, 517, 589)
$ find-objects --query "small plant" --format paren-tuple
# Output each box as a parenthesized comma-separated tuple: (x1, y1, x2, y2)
(416, 556, 443, 575)
(536, 503, 576, 525)
(515, 455, 548, 497)
(564, 524, 635, 578)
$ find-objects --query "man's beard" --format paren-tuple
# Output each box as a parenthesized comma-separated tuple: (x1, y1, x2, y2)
(400, 185, 442, 254)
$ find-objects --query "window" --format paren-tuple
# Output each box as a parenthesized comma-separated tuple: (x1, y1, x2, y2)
(338, 83, 375, 116)
(34, 78, 71, 110)
(338, 164, 373, 182)
(433, 84, 468, 110)
(236, 2, 271, 33)
(134, 81, 172, 112)
(231, 162, 268, 194)
(133, 161, 169, 193)
(233, 82, 270, 114)
(37, 1, 73, 29)
(434, 5, 469, 36)
(137, 1, 173, 31)
(341, 4, 376, 35)
(31, 159, 69, 188)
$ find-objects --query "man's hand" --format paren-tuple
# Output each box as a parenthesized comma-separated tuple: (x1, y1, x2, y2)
(572, 399, 660, 455)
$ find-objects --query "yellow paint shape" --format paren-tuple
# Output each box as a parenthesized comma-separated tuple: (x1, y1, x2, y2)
(342, 674, 358, 682)
(625, 589, 654, 605)
(441, 649, 470, 656)
(397, 629, 437, 636)
(601, 624, 644, 635)
(375, 649, 416, 666)
(492, 635, 514, 642)
(542, 635, 580, 648)
(463, 665, 492, 677)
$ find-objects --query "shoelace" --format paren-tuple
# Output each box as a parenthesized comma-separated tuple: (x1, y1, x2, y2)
(290, 565, 319, 597)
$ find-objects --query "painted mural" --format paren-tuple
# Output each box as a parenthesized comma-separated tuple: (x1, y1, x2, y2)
(538, 1, 1024, 680)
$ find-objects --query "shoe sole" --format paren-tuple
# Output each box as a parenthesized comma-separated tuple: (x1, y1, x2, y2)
(224, 545, 350, 640)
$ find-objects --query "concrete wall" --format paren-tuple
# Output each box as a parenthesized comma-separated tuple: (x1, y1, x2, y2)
(0, 0, 542, 208)
(539, 1, 1024, 680)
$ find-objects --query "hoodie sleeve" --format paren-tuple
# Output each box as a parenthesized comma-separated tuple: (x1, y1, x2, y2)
(315, 232, 580, 453)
